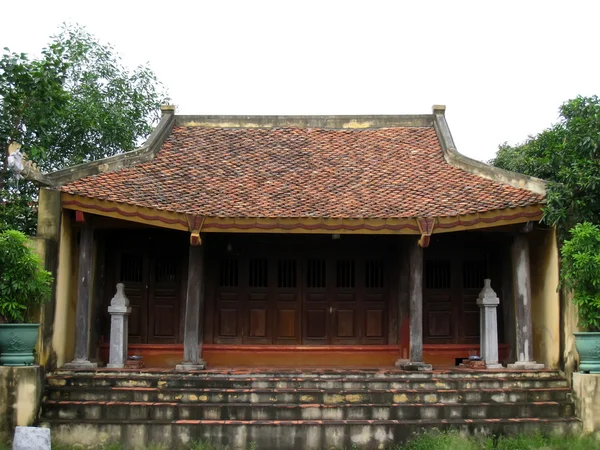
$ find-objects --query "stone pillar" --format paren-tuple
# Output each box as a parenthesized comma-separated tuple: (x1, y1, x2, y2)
(397, 239, 432, 371)
(107, 284, 131, 369)
(477, 279, 502, 369)
(176, 244, 206, 371)
(507, 234, 544, 370)
(64, 220, 97, 369)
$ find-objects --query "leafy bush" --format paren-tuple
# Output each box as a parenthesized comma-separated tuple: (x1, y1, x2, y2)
(561, 222, 600, 331)
(0, 229, 53, 323)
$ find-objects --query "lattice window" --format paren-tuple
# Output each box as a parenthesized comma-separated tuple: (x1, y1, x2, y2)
(219, 259, 239, 287)
(120, 254, 143, 283)
(249, 258, 268, 288)
(463, 260, 487, 289)
(425, 260, 451, 289)
(365, 259, 384, 289)
(155, 257, 177, 282)
(278, 259, 297, 288)
(307, 259, 326, 288)
(336, 259, 355, 288)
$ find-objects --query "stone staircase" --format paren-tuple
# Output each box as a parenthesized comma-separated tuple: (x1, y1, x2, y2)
(40, 368, 580, 450)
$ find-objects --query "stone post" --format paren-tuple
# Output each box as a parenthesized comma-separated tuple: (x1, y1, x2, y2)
(176, 244, 206, 371)
(477, 279, 502, 369)
(397, 239, 432, 371)
(107, 283, 131, 369)
(508, 234, 545, 369)
(64, 220, 97, 369)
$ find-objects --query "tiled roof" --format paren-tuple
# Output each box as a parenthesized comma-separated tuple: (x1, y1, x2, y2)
(60, 126, 544, 219)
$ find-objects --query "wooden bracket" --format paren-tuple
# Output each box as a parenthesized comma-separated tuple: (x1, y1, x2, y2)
(519, 221, 534, 233)
(186, 214, 205, 246)
(417, 217, 436, 248)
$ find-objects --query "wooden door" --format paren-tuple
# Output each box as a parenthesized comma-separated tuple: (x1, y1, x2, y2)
(117, 251, 148, 344)
(423, 239, 504, 345)
(114, 238, 182, 344)
(210, 236, 390, 345)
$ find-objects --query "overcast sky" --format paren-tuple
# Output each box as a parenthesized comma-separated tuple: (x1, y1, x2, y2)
(2, 1, 598, 162)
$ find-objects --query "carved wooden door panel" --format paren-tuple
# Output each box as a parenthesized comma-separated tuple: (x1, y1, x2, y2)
(423, 249, 503, 345)
(273, 258, 301, 344)
(115, 242, 182, 344)
(148, 251, 181, 344)
(209, 237, 389, 345)
(117, 251, 148, 344)
(303, 258, 330, 344)
(214, 258, 242, 344)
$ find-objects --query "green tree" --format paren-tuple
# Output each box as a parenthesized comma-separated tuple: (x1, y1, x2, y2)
(491, 95, 600, 239)
(0, 24, 168, 234)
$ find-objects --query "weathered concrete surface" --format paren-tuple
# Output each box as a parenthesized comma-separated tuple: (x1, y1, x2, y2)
(0, 366, 44, 442)
(107, 284, 131, 369)
(572, 373, 600, 434)
(176, 114, 433, 129)
(508, 234, 544, 370)
(477, 279, 502, 368)
(31, 188, 62, 369)
(12, 426, 50, 450)
(52, 210, 78, 367)
(37, 109, 175, 187)
(432, 106, 546, 195)
(529, 227, 561, 369)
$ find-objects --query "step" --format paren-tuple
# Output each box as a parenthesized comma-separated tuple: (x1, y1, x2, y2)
(45, 385, 572, 404)
(45, 417, 582, 450)
(42, 399, 574, 421)
(46, 374, 568, 391)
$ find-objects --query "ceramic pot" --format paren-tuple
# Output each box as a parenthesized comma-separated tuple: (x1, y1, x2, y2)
(574, 331, 600, 373)
(0, 323, 40, 366)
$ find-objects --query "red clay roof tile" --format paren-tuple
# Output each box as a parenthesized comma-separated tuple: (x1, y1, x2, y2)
(60, 126, 544, 218)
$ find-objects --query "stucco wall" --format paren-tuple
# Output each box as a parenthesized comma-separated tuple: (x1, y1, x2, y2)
(0, 366, 44, 441)
(52, 210, 78, 367)
(528, 227, 560, 368)
(573, 373, 600, 433)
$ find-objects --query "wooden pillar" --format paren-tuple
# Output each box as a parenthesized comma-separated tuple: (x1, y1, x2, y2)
(64, 219, 97, 369)
(397, 238, 432, 370)
(507, 234, 544, 369)
(176, 243, 206, 371)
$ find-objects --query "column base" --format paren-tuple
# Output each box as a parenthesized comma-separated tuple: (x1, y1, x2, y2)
(507, 361, 545, 370)
(396, 361, 433, 371)
(485, 363, 504, 369)
(106, 363, 125, 369)
(63, 359, 98, 370)
(175, 360, 206, 371)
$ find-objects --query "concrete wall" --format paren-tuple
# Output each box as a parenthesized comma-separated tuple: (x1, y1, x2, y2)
(52, 210, 78, 367)
(528, 227, 561, 368)
(0, 366, 44, 441)
(573, 373, 600, 434)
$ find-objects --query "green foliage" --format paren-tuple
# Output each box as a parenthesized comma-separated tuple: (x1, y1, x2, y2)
(491, 96, 600, 241)
(560, 222, 600, 331)
(0, 23, 168, 235)
(0, 229, 53, 322)
(399, 430, 600, 450)
(401, 429, 485, 450)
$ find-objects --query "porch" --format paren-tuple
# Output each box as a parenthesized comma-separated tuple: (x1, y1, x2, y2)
(54, 213, 556, 370)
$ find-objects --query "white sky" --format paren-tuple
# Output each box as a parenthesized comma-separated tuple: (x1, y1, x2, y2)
(2, 0, 599, 162)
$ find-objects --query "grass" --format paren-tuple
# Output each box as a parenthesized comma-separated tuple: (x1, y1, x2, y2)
(1, 431, 599, 449)
(399, 430, 600, 450)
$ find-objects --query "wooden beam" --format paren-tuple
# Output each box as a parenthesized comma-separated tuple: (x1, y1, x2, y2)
(507, 234, 544, 369)
(64, 219, 97, 369)
(176, 243, 206, 370)
(397, 238, 432, 370)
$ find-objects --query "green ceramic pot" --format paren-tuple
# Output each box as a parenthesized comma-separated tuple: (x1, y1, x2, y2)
(574, 331, 600, 373)
(0, 323, 40, 366)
